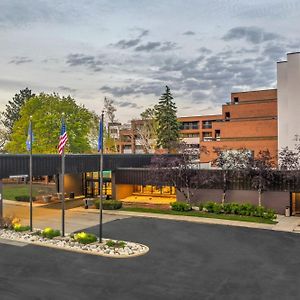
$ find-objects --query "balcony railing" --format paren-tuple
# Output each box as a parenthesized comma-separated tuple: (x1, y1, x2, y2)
(181, 125, 199, 130)
(202, 137, 221, 142)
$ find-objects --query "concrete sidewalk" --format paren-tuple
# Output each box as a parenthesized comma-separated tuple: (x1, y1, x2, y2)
(71, 206, 300, 233)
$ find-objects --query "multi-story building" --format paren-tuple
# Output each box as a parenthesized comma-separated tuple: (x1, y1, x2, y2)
(118, 89, 278, 164)
(179, 89, 278, 164)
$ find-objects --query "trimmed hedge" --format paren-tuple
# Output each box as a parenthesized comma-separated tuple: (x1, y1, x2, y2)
(15, 195, 36, 202)
(201, 202, 276, 220)
(94, 200, 122, 210)
(170, 202, 192, 212)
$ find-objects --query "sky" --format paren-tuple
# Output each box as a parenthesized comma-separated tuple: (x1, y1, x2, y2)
(0, 0, 299, 122)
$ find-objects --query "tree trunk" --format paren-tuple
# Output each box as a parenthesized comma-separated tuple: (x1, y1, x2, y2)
(222, 172, 226, 205)
(222, 191, 226, 205)
(258, 188, 262, 207)
(186, 186, 191, 204)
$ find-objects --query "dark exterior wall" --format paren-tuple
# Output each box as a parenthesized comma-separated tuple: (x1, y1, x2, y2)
(176, 188, 290, 214)
(64, 174, 83, 196)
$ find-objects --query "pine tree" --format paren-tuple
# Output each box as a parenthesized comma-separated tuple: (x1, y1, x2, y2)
(156, 86, 179, 153)
(2, 88, 35, 133)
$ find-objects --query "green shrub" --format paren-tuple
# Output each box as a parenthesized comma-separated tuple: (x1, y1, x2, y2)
(15, 195, 36, 202)
(253, 206, 265, 218)
(94, 200, 122, 210)
(212, 203, 222, 214)
(74, 232, 97, 244)
(203, 202, 215, 213)
(223, 203, 233, 214)
(170, 202, 192, 212)
(264, 209, 276, 220)
(106, 240, 126, 248)
(41, 227, 61, 239)
(13, 224, 30, 232)
(201, 202, 276, 220)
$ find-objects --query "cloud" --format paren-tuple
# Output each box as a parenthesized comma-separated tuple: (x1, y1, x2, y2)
(58, 86, 77, 93)
(66, 53, 104, 72)
(115, 100, 142, 109)
(9, 56, 33, 65)
(112, 38, 141, 49)
(198, 47, 212, 55)
(223, 26, 281, 44)
(137, 29, 149, 38)
(100, 81, 164, 97)
(135, 42, 161, 52)
(0, 0, 79, 28)
(160, 41, 178, 51)
(183, 31, 195, 36)
(135, 41, 178, 52)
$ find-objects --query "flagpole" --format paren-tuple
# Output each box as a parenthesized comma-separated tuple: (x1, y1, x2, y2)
(61, 113, 65, 237)
(99, 111, 104, 242)
(29, 116, 33, 231)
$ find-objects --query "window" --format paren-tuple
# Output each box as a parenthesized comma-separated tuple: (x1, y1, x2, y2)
(202, 120, 212, 129)
(225, 112, 230, 120)
(181, 133, 199, 138)
(234, 97, 239, 104)
(203, 132, 213, 141)
(215, 130, 221, 141)
(180, 121, 199, 130)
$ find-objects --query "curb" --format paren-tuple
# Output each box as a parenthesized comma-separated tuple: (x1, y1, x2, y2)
(70, 207, 276, 231)
(0, 235, 149, 259)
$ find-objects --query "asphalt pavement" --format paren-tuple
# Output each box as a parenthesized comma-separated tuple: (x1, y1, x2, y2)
(1, 217, 300, 300)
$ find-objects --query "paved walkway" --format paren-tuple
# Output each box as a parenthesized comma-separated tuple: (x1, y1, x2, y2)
(2, 202, 129, 233)
(3, 200, 300, 234)
(72, 206, 300, 233)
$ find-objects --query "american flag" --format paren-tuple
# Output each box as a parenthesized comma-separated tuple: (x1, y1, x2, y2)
(58, 119, 68, 155)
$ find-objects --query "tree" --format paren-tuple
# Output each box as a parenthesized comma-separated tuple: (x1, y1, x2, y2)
(2, 88, 35, 133)
(0, 125, 8, 152)
(103, 97, 118, 153)
(250, 150, 275, 207)
(135, 106, 158, 153)
(279, 146, 300, 171)
(279, 146, 300, 193)
(150, 144, 207, 203)
(5, 93, 98, 154)
(213, 148, 252, 204)
(155, 86, 179, 153)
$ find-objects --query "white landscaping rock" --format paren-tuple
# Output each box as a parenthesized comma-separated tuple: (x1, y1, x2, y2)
(0, 228, 149, 258)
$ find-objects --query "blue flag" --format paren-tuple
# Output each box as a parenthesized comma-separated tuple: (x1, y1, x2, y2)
(98, 119, 103, 152)
(26, 122, 34, 151)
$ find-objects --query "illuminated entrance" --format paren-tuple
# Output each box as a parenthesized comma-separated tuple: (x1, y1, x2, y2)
(291, 193, 300, 215)
(84, 171, 112, 198)
(133, 185, 176, 196)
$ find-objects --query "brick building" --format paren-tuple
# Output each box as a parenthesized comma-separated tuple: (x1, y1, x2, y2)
(179, 89, 278, 163)
(118, 89, 278, 164)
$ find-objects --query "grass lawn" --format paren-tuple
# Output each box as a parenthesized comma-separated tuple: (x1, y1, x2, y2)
(121, 207, 277, 224)
(3, 183, 56, 201)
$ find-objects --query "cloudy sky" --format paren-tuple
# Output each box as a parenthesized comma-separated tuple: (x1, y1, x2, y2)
(0, 0, 299, 122)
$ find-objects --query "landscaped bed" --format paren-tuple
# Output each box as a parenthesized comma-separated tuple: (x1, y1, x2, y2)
(0, 218, 149, 258)
(121, 202, 278, 225)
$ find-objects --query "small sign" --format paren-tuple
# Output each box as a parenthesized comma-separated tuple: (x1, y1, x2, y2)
(9, 175, 28, 179)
